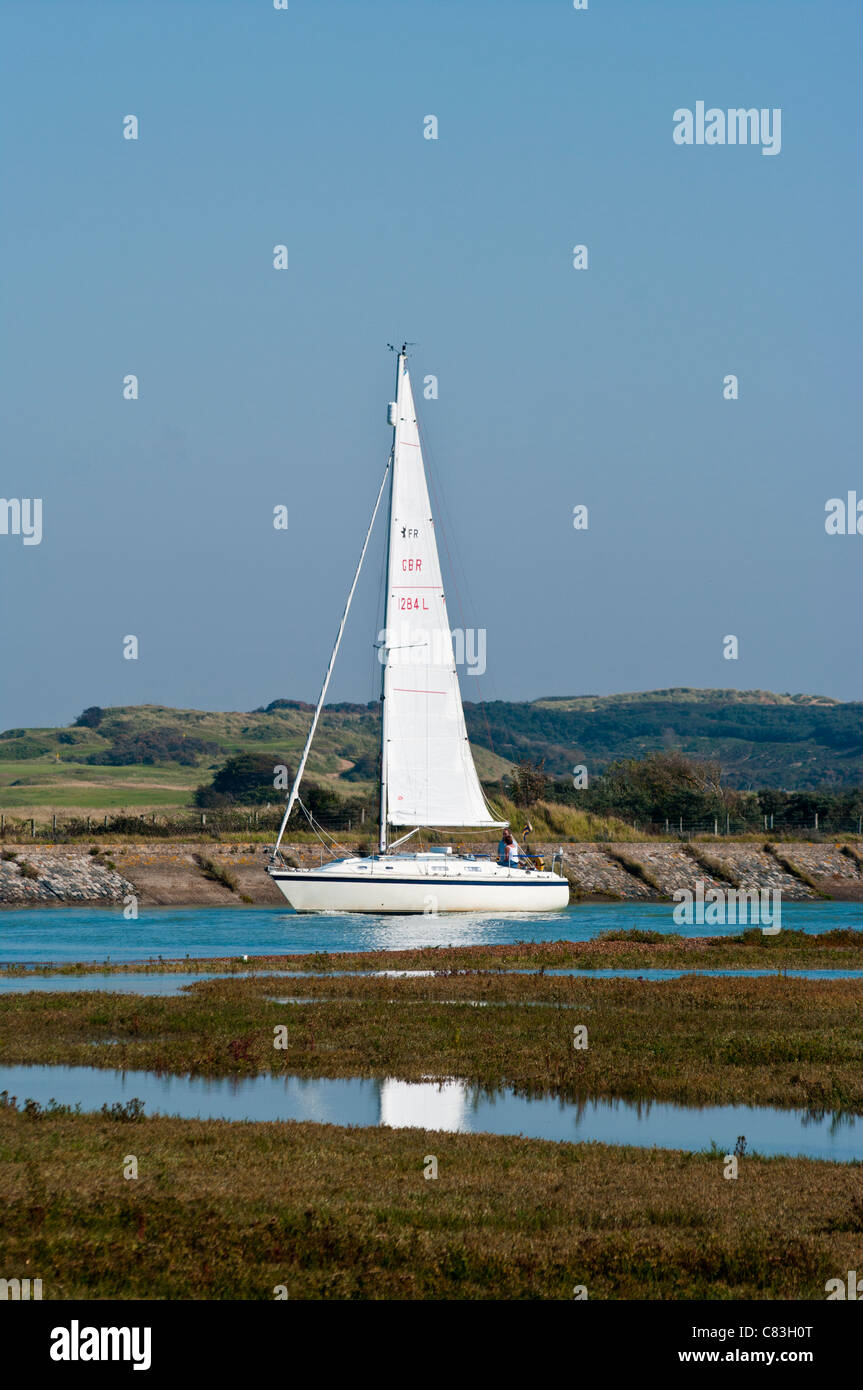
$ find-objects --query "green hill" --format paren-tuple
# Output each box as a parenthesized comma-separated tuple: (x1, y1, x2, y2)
(0, 701, 511, 814)
(0, 688, 861, 816)
(464, 689, 863, 790)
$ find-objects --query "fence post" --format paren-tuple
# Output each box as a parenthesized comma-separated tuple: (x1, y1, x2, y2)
(30, 819, 35, 837)
(725, 813, 730, 835)
(52, 814, 57, 837)
(201, 814, 206, 827)
(665, 818, 669, 835)
(104, 815, 108, 830)
(714, 818, 718, 836)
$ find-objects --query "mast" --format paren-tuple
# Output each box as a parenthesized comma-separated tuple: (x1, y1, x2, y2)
(379, 346, 403, 854)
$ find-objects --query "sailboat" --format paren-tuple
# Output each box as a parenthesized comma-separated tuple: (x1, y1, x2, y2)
(267, 346, 569, 914)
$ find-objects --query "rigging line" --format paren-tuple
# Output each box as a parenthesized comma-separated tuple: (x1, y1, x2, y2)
(368, 470, 390, 817)
(298, 798, 352, 859)
(416, 410, 502, 777)
(272, 454, 392, 860)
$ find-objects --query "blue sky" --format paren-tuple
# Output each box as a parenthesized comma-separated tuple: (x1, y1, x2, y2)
(1, 0, 860, 728)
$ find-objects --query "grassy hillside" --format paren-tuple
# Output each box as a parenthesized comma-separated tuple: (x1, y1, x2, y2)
(465, 689, 863, 790)
(1, 688, 861, 817)
(0, 702, 512, 816)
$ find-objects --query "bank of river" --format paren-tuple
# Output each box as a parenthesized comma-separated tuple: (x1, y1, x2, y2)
(1, 839, 862, 908)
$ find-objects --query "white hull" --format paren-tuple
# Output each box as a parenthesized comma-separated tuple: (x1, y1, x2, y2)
(268, 854, 569, 914)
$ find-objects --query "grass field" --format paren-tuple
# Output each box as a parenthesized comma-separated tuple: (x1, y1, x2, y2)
(1, 1108, 860, 1299)
(3, 947, 863, 1299)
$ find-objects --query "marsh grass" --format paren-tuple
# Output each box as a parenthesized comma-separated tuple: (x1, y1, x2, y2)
(191, 853, 238, 893)
(764, 843, 825, 896)
(684, 844, 741, 887)
(0, 1108, 859, 1299)
(604, 849, 666, 895)
(2, 973, 863, 1111)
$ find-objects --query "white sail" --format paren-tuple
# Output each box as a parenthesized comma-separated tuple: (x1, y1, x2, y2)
(381, 355, 504, 830)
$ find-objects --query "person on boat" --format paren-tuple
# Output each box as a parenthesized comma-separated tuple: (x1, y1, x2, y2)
(500, 828, 519, 868)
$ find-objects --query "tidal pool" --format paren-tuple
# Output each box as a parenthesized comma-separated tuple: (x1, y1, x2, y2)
(1, 965, 862, 996)
(1, 1063, 860, 1161)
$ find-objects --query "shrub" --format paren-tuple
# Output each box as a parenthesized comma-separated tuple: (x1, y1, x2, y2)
(88, 727, 219, 767)
(507, 760, 549, 807)
(75, 706, 104, 728)
(195, 753, 294, 807)
(99, 1098, 145, 1123)
(0, 739, 52, 760)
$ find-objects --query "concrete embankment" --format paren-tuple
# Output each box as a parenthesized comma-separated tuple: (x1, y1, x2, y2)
(0, 839, 862, 907)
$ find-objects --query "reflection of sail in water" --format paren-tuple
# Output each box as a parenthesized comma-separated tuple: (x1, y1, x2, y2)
(379, 1077, 469, 1132)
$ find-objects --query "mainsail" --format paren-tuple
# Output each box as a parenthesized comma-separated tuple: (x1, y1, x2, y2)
(381, 354, 505, 831)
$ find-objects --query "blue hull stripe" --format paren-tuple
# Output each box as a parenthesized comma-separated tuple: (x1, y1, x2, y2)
(270, 873, 564, 889)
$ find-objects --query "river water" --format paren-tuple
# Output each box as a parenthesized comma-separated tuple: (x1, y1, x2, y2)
(1, 901, 860, 965)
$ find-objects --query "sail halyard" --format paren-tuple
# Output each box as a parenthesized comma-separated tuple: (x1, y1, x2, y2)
(381, 351, 506, 831)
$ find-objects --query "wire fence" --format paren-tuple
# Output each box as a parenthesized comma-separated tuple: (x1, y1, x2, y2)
(639, 814, 863, 838)
(1, 808, 861, 843)
(0, 807, 373, 842)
